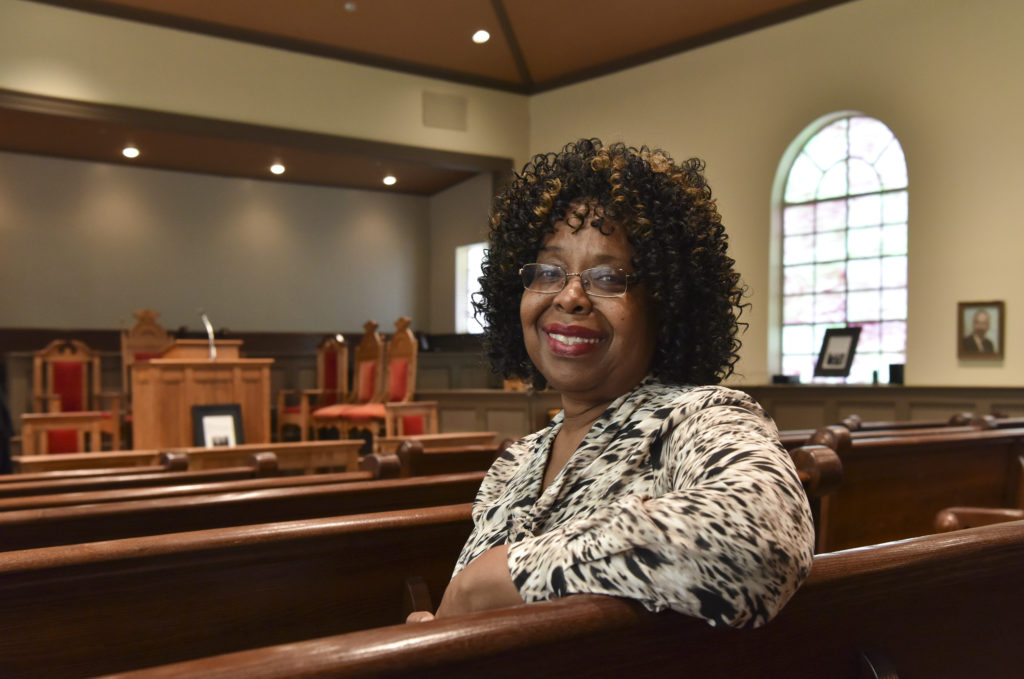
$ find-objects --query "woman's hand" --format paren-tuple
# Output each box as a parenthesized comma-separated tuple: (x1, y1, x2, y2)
(405, 610, 435, 623)
(435, 545, 523, 618)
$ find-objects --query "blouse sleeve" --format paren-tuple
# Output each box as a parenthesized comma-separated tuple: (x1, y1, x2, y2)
(504, 399, 815, 629)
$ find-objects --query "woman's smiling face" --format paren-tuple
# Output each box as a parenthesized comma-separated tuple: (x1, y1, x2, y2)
(520, 210, 658, 406)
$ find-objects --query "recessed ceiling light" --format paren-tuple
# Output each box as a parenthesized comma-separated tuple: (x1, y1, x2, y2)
(270, 163, 285, 175)
(344, 1, 357, 11)
(122, 145, 140, 159)
(472, 29, 490, 44)
(382, 175, 397, 186)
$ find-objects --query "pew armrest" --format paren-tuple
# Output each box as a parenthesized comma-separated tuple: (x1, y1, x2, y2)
(933, 506, 1024, 532)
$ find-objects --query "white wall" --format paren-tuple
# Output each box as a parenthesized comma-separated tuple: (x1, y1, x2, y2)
(426, 172, 494, 334)
(529, 0, 1024, 387)
(0, 150, 431, 332)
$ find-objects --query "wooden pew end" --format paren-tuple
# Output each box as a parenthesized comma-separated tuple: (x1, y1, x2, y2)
(247, 452, 280, 475)
(806, 425, 851, 455)
(933, 506, 1024, 532)
(360, 453, 402, 479)
(791, 444, 843, 497)
(157, 451, 189, 471)
(947, 411, 975, 426)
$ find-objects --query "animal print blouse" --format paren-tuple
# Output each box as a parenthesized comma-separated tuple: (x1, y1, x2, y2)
(453, 377, 815, 629)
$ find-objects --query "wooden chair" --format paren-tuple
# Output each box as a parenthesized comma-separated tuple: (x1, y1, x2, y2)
(276, 334, 348, 441)
(312, 318, 438, 447)
(120, 308, 174, 397)
(120, 309, 174, 445)
(24, 339, 120, 453)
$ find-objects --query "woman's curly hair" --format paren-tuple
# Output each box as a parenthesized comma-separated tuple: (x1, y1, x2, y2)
(474, 138, 748, 388)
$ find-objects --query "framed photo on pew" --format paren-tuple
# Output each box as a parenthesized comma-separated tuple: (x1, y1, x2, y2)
(814, 327, 861, 378)
(193, 404, 245, 447)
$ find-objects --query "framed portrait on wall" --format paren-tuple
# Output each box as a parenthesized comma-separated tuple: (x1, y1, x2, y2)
(192, 404, 244, 447)
(814, 327, 862, 378)
(958, 301, 1005, 360)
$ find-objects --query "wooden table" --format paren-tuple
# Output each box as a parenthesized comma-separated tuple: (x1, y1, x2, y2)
(19, 412, 105, 454)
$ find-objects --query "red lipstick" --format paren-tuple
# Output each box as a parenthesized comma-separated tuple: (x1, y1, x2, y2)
(543, 324, 605, 356)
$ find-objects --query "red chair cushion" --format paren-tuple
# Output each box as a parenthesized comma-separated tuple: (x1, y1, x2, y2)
(357, 361, 376, 403)
(401, 414, 425, 436)
(53, 361, 85, 411)
(47, 430, 79, 454)
(388, 358, 408, 401)
(313, 403, 386, 421)
(134, 352, 163, 361)
(323, 350, 338, 400)
(282, 405, 302, 414)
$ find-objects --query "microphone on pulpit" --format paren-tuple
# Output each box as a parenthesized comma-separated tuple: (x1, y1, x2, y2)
(199, 310, 217, 361)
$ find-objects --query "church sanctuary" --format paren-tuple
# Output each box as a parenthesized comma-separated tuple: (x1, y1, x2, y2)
(1, 0, 1022, 676)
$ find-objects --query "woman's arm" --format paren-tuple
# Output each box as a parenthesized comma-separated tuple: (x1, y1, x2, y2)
(435, 544, 523, 617)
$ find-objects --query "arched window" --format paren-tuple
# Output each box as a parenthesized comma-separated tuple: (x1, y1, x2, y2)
(780, 114, 908, 383)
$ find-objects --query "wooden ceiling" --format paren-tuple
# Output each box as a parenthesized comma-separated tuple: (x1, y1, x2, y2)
(1, 0, 852, 194)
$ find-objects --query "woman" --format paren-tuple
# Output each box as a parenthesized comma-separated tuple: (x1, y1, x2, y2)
(420, 139, 814, 628)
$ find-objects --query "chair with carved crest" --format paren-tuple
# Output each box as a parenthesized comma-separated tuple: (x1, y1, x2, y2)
(23, 339, 121, 454)
(312, 318, 437, 448)
(277, 334, 348, 441)
(119, 309, 174, 447)
(120, 308, 174, 398)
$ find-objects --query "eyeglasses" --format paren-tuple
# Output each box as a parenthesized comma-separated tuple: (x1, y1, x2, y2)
(519, 263, 638, 298)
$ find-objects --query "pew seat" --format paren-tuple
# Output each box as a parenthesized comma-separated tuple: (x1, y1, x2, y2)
(94, 519, 1024, 679)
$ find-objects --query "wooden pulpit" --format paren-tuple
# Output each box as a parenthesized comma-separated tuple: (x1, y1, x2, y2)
(130, 339, 272, 449)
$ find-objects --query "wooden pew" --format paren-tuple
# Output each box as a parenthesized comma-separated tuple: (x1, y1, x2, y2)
(95, 519, 1024, 679)
(0, 472, 485, 551)
(374, 431, 498, 454)
(0, 504, 474, 679)
(778, 420, 988, 451)
(814, 426, 1024, 551)
(0, 452, 279, 499)
(392, 439, 510, 477)
(11, 439, 363, 474)
(0, 467, 385, 513)
(0, 439, 841, 677)
(934, 506, 1024, 531)
(0, 451, 188, 483)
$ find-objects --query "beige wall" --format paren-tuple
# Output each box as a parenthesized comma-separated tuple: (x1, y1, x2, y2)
(529, 0, 1024, 387)
(2, 0, 1022, 386)
(0, 150, 434, 332)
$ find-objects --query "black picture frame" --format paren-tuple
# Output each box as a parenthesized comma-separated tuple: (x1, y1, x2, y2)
(191, 404, 244, 447)
(814, 327, 862, 378)
(957, 300, 1005, 360)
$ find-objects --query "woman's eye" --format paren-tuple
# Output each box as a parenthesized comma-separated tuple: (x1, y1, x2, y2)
(537, 267, 562, 279)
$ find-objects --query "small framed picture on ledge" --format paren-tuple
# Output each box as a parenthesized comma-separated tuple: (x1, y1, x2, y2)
(192, 404, 244, 447)
(814, 327, 862, 378)
(958, 301, 1004, 360)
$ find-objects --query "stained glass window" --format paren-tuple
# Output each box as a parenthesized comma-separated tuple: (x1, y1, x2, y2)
(780, 115, 908, 383)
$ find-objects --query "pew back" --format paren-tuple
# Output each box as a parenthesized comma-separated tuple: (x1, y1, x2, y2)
(0, 504, 474, 678)
(0, 472, 485, 550)
(95, 520, 1024, 679)
(11, 439, 363, 473)
(0, 453, 277, 499)
(0, 469, 381, 513)
(819, 427, 1024, 551)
